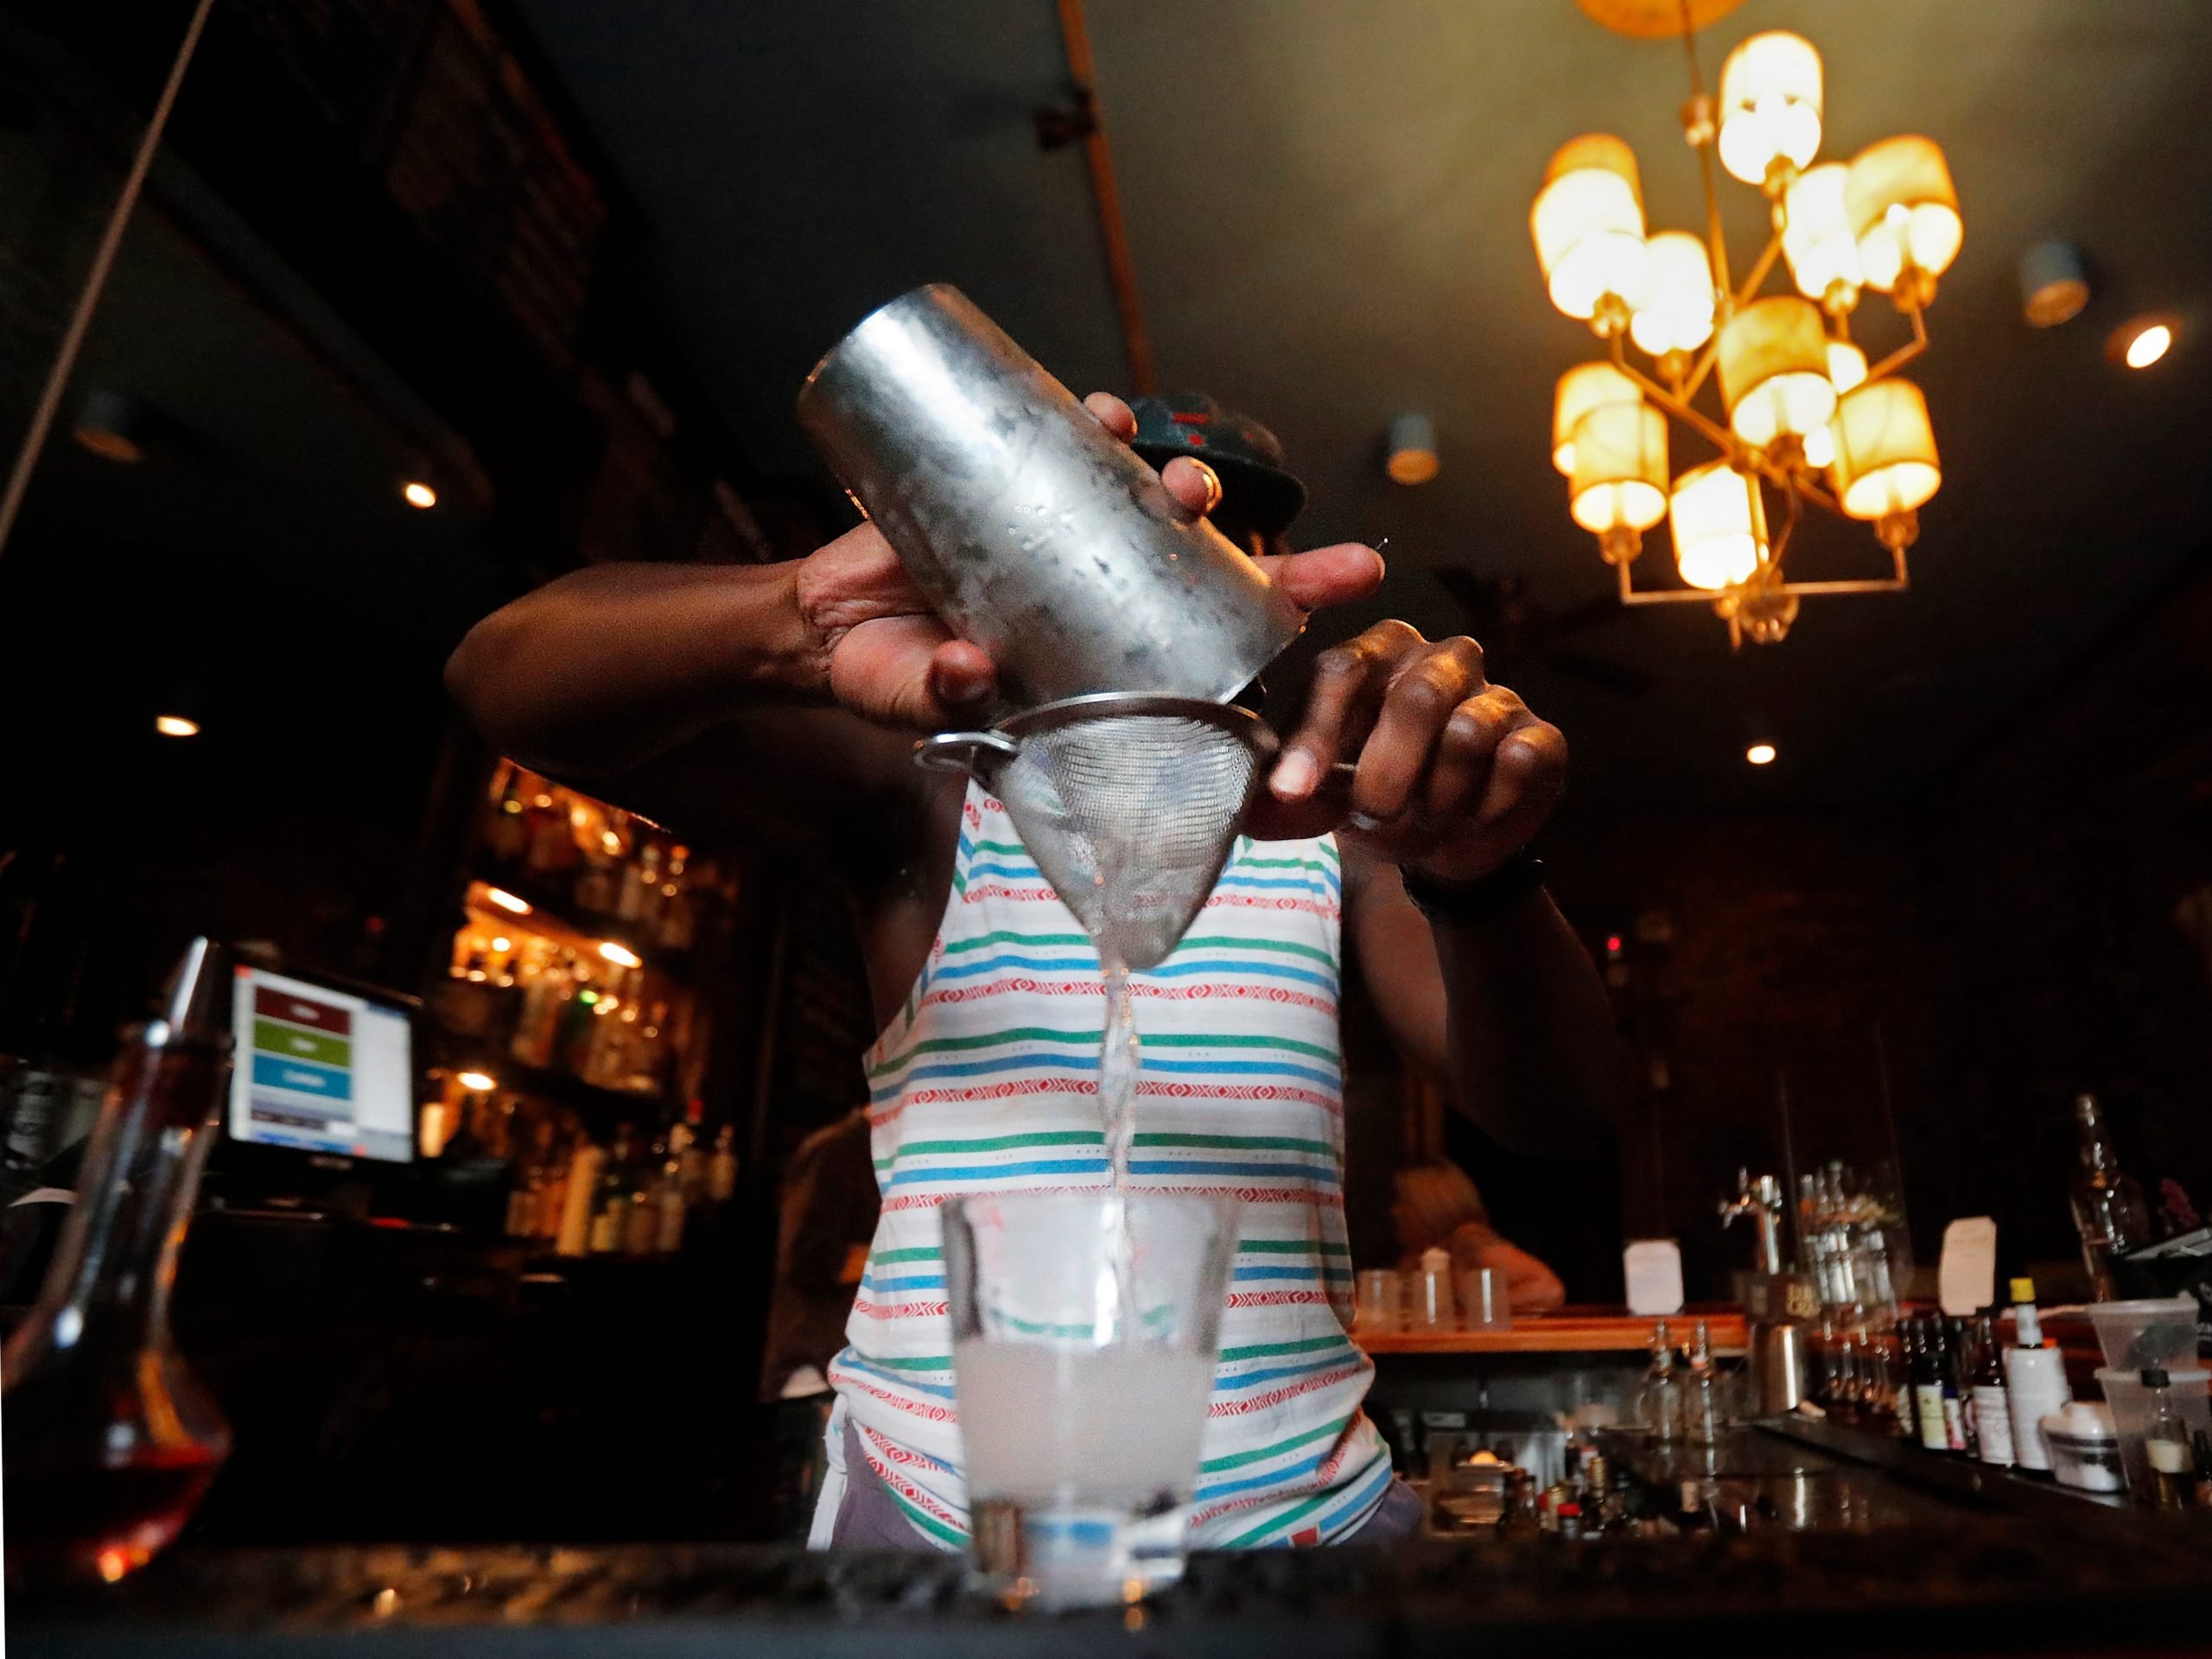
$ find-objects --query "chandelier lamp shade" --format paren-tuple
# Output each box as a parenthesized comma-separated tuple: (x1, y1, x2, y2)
(1534, 14, 1960, 646)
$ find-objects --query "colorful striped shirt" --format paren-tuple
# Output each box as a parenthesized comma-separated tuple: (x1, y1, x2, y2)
(829, 783, 1391, 1548)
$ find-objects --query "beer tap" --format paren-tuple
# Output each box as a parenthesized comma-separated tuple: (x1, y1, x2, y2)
(1720, 1168, 1786, 1276)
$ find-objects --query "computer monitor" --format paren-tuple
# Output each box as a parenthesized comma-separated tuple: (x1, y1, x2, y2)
(226, 964, 416, 1164)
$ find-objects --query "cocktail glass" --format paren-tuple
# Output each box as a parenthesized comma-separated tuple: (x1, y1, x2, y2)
(943, 1192, 1238, 1609)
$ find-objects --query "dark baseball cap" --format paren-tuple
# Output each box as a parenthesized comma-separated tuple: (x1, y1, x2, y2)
(1128, 392, 1307, 537)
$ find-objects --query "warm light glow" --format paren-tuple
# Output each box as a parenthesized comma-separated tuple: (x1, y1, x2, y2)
(1831, 378, 1942, 519)
(597, 940, 643, 969)
(1629, 230, 1717, 357)
(1746, 742, 1778, 766)
(1827, 340, 1868, 394)
(1717, 32, 1823, 187)
(1669, 461, 1763, 590)
(1531, 135, 1648, 321)
(1845, 137, 1961, 293)
(401, 480, 438, 509)
(456, 1070, 498, 1092)
(2124, 323, 2173, 369)
(1781, 163, 1861, 308)
(1569, 401, 1669, 533)
(485, 887, 532, 915)
(1717, 296, 1837, 448)
(1551, 362, 1642, 474)
(154, 714, 200, 738)
(1801, 423, 1835, 470)
(490, 937, 512, 952)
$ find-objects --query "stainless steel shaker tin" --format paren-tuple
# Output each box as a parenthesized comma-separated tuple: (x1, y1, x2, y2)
(796, 283, 1305, 706)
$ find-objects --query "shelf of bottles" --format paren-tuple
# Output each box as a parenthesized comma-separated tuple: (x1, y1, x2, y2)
(424, 761, 741, 1259)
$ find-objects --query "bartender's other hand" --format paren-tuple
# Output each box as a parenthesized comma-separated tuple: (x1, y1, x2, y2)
(794, 396, 1385, 730)
(1255, 622, 1566, 881)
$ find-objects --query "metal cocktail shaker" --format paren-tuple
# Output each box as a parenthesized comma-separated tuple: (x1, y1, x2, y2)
(797, 284, 1305, 706)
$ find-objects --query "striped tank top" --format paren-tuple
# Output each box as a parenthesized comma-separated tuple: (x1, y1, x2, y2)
(829, 782, 1392, 1548)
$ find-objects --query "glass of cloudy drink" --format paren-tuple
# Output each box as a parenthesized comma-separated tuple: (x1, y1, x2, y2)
(943, 1191, 1239, 1609)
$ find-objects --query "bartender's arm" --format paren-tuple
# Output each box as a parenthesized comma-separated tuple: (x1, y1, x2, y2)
(442, 396, 1382, 845)
(1255, 626, 1620, 1155)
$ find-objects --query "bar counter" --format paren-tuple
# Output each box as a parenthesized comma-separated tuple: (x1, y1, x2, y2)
(19, 1421, 2210, 1658)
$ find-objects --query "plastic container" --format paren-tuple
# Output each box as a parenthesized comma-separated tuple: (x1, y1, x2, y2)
(2084, 1296, 2200, 1372)
(2041, 1402, 2125, 1494)
(2095, 1365, 2212, 1498)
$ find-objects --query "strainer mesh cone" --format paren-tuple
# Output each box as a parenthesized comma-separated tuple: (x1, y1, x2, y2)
(988, 712, 1264, 970)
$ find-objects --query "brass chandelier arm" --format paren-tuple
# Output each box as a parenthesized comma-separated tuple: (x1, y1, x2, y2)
(1732, 229, 1785, 311)
(1605, 335, 1847, 516)
(1862, 296, 1929, 386)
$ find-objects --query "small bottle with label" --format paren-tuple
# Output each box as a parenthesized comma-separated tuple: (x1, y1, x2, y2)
(1970, 1312, 2016, 1467)
(2003, 1277, 2072, 1475)
(1914, 1317, 1951, 1453)
(2140, 1369, 2192, 1510)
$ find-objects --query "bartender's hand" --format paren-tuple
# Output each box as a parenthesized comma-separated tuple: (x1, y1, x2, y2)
(792, 392, 1385, 729)
(1255, 623, 1567, 882)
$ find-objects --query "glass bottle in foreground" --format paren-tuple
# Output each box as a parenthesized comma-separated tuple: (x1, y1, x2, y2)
(2, 938, 235, 1583)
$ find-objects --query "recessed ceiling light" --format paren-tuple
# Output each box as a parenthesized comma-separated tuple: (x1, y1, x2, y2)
(1745, 741, 1777, 766)
(455, 1070, 498, 1092)
(401, 480, 438, 509)
(2123, 322, 2172, 369)
(154, 714, 200, 738)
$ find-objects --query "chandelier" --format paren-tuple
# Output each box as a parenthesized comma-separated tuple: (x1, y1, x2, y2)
(1533, 1, 1960, 645)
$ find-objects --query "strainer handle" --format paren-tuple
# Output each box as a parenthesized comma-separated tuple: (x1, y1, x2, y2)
(912, 728, 1020, 778)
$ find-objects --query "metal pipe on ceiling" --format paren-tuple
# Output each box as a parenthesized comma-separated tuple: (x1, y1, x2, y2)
(0, 0, 217, 563)
(1053, 0, 1155, 395)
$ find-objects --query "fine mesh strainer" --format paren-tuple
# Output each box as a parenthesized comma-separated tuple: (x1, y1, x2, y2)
(915, 693, 1280, 970)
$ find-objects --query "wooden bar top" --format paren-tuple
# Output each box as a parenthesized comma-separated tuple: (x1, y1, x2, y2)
(1357, 1304, 1748, 1356)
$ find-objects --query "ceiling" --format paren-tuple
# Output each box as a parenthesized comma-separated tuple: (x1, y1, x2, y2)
(510, 0, 2212, 807)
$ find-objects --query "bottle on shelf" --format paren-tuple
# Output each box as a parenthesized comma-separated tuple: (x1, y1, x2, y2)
(2141, 1369, 2192, 1510)
(1637, 1320, 1678, 1442)
(553, 1138, 603, 1257)
(652, 1141, 689, 1255)
(484, 764, 530, 864)
(588, 1127, 636, 1254)
(2003, 1277, 2072, 1474)
(2070, 1095, 2152, 1302)
(1913, 1316, 1951, 1453)
(1680, 1319, 1724, 1445)
(620, 1131, 665, 1255)
(706, 1122, 739, 1203)
(1969, 1311, 2016, 1467)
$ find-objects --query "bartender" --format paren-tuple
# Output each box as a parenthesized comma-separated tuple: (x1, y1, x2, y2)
(445, 389, 1618, 1548)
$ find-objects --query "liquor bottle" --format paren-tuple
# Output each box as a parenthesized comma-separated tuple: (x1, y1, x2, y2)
(652, 1146, 689, 1254)
(1, 940, 233, 1582)
(2070, 1094, 2152, 1302)
(1935, 1318, 1970, 1452)
(484, 764, 530, 865)
(618, 840, 661, 925)
(706, 1122, 739, 1202)
(1970, 1312, 2016, 1467)
(523, 786, 580, 878)
(1894, 1316, 1921, 1441)
(1681, 1320, 1723, 1444)
(588, 1128, 635, 1254)
(2003, 1278, 2071, 1474)
(621, 1132, 666, 1255)
(2141, 1369, 2191, 1510)
(552, 1139, 603, 1257)
(2190, 1429, 2212, 1509)
(657, 847, 698, 951)
(1637, 1320, 1677, 1441)
(1945, 1317, 1980, 1457)
(1910, 1317, 1948, 1452)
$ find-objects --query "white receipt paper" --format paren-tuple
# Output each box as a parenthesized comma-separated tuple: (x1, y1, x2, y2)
(1624, 1239, 1686, 1316)
(1939, 1217, 1998, 1316)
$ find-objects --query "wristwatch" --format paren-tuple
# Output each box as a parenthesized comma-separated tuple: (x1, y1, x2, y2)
(1398, 849, 1548, 927)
